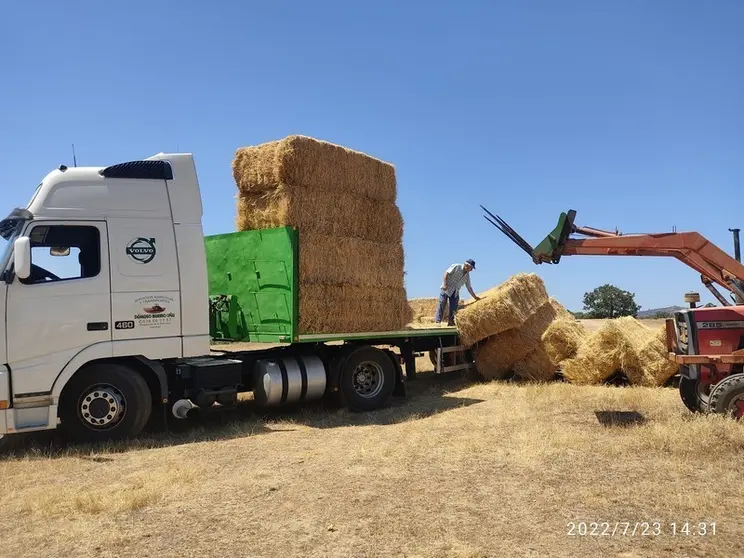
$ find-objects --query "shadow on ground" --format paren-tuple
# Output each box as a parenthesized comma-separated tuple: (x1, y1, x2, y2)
(0, 371, 484, 460)
(594, 410, 647, 427)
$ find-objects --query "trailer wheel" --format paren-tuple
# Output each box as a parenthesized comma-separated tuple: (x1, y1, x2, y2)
(707, 374, 744, 418)
(59, 363, 152, 443)
(339, 347, 395, 412)
(678, 376, 711, 413)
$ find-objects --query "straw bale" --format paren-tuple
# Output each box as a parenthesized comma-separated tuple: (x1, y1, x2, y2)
(232, 135, 397, 202)
(541, 316, 588, 365)
(472, 336, 515, 380)
(472, 302, 558, 380)
(299, 233, 404, 288)
(456, 273, 549, 346)
(638, 326, 679, 386)
(407, 298, 439, 323)
(299, 284, 408, 334)
(236, 189, 403, 243)
(560, 317, 653, 385)
(512, 348, 558, 382)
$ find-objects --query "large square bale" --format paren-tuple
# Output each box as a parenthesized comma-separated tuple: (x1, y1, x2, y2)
(512, 348, 558, 382)
(541, 315, 588, 365)
(299, 284, 409, 334)
(639, 326, 679, 386)
(560, 317, 652, 385)
(232, 135, 397, 202)
(299, 233, 404, 289)
(472, 301, 558, 380)
(236, 189, 403, 244)
(455, 273, 549, 346)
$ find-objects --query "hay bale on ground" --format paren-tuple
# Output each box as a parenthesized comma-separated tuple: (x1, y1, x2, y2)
(299, 233, 404, 288)
(542, 316, 588, 365)
(456, 273, 549, 346)
(472, 302, 558, 380)
(232, 135, 397, 202)
(512, 348, 558, 382)
(236, 189, 403, 243)
(639, 326, 679, 386)
(560, 317, 653, 385)
(299, 284, 409, 334)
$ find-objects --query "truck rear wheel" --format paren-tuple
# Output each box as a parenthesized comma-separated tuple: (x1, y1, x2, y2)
(339, 347, 395, 412)
(707, 374, 744, 418)
(678, 376, 710, 413)
(59, 363, 152, 443)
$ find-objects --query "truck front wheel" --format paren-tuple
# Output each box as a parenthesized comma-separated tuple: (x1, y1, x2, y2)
(339, 347, 395, 412)
(59, 363, 152, 443)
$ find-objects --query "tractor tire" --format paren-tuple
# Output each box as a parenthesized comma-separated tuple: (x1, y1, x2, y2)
(338, 346, 395, 412)
(678, 376, 711, 413)
(59, 363, 152, 443)
(707, 374, 744, 418)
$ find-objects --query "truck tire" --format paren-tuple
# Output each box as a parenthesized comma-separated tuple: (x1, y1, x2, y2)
(678, 376, 711, 413)
(339, 347, 395, 412)
(707, 374, 744, 418)
(59, 363, 152, 443)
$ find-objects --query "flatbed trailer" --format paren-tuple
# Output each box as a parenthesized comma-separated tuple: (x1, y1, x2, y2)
(0, 153, 474, 445)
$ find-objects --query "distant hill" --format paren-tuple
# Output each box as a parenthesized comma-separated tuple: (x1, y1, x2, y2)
(637, 306, 686, 318)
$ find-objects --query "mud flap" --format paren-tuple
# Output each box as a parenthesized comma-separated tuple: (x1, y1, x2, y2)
(385, 350, 406, 398)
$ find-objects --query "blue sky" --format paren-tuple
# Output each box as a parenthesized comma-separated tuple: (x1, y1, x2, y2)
(2, 0, 742, 312)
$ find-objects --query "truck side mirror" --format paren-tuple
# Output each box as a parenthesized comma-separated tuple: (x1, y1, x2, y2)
(14, 237, 31, 280)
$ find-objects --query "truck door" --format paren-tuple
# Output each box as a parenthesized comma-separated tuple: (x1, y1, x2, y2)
(6, 222, 112, 397)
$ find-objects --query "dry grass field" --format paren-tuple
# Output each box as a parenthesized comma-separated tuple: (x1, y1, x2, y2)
(1, 347, 743, 558)
(580, 318, 667, 333)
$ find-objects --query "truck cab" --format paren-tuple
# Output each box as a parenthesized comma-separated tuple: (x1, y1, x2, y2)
(0, 154, 210, 441)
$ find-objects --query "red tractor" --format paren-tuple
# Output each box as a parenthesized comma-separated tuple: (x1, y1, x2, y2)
(486, 207, 744, 417)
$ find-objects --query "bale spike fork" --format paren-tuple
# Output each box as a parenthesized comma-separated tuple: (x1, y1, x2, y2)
(481, 206, 577, 264)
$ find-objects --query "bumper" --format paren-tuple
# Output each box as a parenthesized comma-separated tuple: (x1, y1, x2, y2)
(668, 352, 744, 365)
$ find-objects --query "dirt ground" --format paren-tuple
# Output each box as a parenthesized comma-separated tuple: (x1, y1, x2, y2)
(1, 352, 741, 558)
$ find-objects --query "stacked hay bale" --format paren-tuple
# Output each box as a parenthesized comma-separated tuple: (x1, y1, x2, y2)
(232, 135, 409, 333)
(406, 297, 468, 328)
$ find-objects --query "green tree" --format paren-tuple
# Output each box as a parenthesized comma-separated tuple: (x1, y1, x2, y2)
(582, 284, 641, 318)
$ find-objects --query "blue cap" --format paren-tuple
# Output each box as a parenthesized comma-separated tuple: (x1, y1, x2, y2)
(466, 259, 476, 269)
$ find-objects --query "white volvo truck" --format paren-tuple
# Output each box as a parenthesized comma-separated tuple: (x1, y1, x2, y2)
(0, 154, 471, 444)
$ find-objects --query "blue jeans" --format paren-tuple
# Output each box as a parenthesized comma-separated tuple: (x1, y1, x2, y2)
(435, 290, 459, 325)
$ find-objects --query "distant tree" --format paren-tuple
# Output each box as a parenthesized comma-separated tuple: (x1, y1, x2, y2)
(570, 311, 587, 319)
(654, 311, 673, 319)
(582, 284, 641, 319)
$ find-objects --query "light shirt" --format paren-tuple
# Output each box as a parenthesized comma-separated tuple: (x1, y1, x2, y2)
(441, 263, 472, 297)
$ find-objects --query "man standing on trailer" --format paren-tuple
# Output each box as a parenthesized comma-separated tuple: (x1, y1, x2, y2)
(435, 259, 480, 326)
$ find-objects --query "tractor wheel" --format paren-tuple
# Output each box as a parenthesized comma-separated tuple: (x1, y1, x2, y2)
(678, 376, 711, 413)
(707, 374, 744, 418)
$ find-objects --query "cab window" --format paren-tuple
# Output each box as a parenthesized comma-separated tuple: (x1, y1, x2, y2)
(21, 225, 101, 285)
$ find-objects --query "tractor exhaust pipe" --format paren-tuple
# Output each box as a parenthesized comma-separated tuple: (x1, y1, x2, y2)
(728, 228, 744, 305)
(729, 228, 741, 262)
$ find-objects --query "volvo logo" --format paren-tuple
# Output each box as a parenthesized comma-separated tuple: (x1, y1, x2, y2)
(126, 237, 156, 264)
